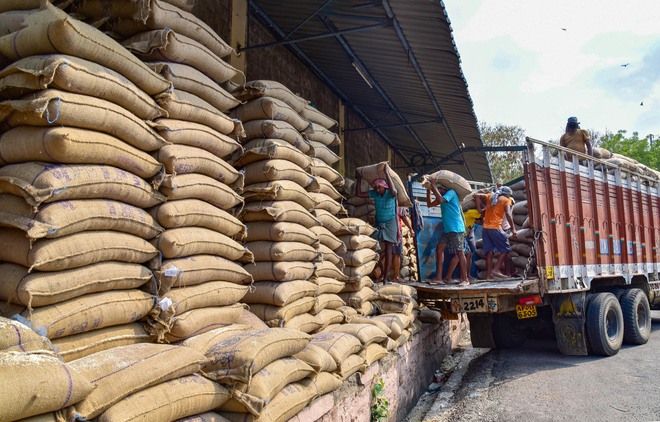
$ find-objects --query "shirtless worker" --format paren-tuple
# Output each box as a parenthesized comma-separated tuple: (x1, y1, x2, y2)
(475, 186, 517, 280)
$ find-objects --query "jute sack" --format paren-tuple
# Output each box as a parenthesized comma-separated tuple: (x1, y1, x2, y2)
(202, 328, 311, 384)
(97, 374, 230, 422)
(234, 138, 312, 170)
(0, 54, 164, 120)
(0, 89, 168, 152)
(318, 244, 345, 269)
(231, 80, 307, 112)
(418, 307, 442, 324)
(232, 311, 267, 332)
(374, 299, 416, 315)
(300, 103, 337, 129)
(231, 97, 311, 132)
(241, 280, 317, 306)
(242, 180, 315, 210)
(0, 352, 94, 421)
(511, 242, 532, 257)
(0, 228, 158, 272)
(323, 323, 387, 346)
(67, 343, 208, 420)
(165, 282, 249, 315)
(241, 159, 317, 189)
(311, 209, 346, 233)
(248, 297, 316, 328)
(242, 119, 311, 154)
(345, 196, 371, 206)
(0, 4, 171, 95)
(155, 89, 242, 136)
(419, 169, 471, 200)
(153, 227, 253, 262)
(309, 225, 345, 252)
(373, 314, 409, 339)
(149, 199, 246, 240)
(153, 118, 242, 159)
(77, 0, 233, 58)
(308, 191, 346, 215)
(159, 173, 243, 210)
(239, 200, 322, 228)
(338, 287, 378, 308)
(351, 204, 375, 220)
(335, 353, 365, 380)
(341, 248, 379, 266)
(162, 304, 245, 343)
(315, 308, 345, 330)
(0, 316, 54, 353)
(155, 144, 243, 186)
(314, 277, 345, 295)
(339, 234, 380, 251)
(344, 261, 378, 282)
(52, 323, 153, 363)
(512, 256, 536, 269)
(349, 316, 392, 336)
(308, 157, 344, 186)
(396, 329, 412, 347)
(293, 343, 337, 372)
(122, 28, 241, 85)
(340, 276, 375, 293)
(314, 260, 348, 281)
(148, 62, 239, 112)
(284, 312, 322, 334)
(336, 305, 358, 321)
(513, 214, 527, 226)
(308, 141, 340, 165)
(3, 7, 65, 35)
(302, 122, 340, 146)
(0, 0, 51, 13)
(309, 331, 361, 366)
(593, 147, 612, 160)
(513, 200, 528, 215)
(175, 412, 231, 422)
(155, 255, 253, 295)
(23, 289, 155, 339)
(181, 324, 250, 352)
(355, 162, 412, 207)
(0, 261, 152, 308)
(355, 301, 377, 316)
(244, 261, 315, 282)
(0, 196, 163, 240)
(311, 293, 345, 314)
(0, 162, 166, 208)
(360, 343, 388, 366)
(376, 283, 416, 301)
(221, 357, 314, 416)
(245, 240, 320, 263)
(311, 176, 344, 201)
(244, 221, 319, 246)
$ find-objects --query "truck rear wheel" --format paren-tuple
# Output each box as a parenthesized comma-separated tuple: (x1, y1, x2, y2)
(621, 288, 651, 345)
(492, 312, 526, 349)
(586, 293, 623, 356)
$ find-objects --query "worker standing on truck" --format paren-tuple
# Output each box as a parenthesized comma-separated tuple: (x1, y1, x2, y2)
(463, 208, 482, 280)
(475, 186, 516, 280)
(425, 180, 468, 286)
(560, 116, 593, 156)
(356, 172, 398, 283)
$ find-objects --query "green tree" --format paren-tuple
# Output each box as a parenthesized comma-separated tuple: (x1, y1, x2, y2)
(595, 130, 660, 171)
(479, 122, 526, 183)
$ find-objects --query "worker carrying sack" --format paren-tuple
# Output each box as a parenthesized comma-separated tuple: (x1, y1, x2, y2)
(420, 169, 471, 200)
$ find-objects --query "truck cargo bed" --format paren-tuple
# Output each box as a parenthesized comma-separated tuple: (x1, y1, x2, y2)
(410, 278, 540, 297)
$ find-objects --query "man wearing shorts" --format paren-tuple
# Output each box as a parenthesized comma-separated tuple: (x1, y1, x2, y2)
(475, 186, 517, 280)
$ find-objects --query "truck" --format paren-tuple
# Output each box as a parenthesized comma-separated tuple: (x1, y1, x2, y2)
(411, 137, 660, 356)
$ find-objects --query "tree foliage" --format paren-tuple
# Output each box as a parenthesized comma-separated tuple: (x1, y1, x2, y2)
(479, 122, 526, 183)
(593, 130, 660, 171)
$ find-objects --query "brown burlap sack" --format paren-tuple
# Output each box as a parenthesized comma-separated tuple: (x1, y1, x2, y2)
(159, 173, 243, 210)
(149, 199, 246, 240)
(68, 343, 208, 420)
(309, 331, 361, 367)
(0, 0, 50, 13)
(231, 80, 307, 112)
(308, 191, 345, 215)
(156, 89, 241, 136)
(420, 169, 471, 200)
(513, 200, 528, 215)
(344, 261, 378, 282)
(175, 412, 231, 422)
(181, 324, 250, 353)
(23, 289, 155, 339)
(338, 287, 378, 308)
(418, 307, 442, 324)
(248, 297, 316, 328)
(311, 209, 346, 233)
(374, 299, 416, 315)
(0, 162, 166, 208)
(242, 280, 317, 306)
(242, 180, 315, 210)
(318, 244, 345, 269)
(513, 214, 527, 226)
(52, 323, 153, 363)
(339, 234, 379, 251)
(396, 329, 412, 347)
(0, 54, 164, 120)
(340, 276, 375, 293)
(302, 122, 340, 146)
(244, 221, 319, 246)
(241, 159, 317, 189)
(231, 97, 310, 132)
(355, 301, 377, 316)
(360, 343, 388, 366)
(309, 141, 340, 165)
(314, 260, 348, 281)
(122, 28, 241, 85)
(163, 304, 245, 343)
(0, 316, 54, 353)
(234, 309, 269, 330)
(97, 374, 230, 422)
(335, 217, 376, 236)
(148, 62, 239, 112)
(372, 314, 407, 340)
(153, 118, 242, 159)
(166, 282, 249, 315)
(323, 323, 387, 346)
(309, 226, 345, 252)
(201, 328, 311, 384)
(155, 255, 253, 295)
(300, 103, 337, 129)
(0, 4, 171, 95)
(308, 157, 344, 186)
(511, 242, 532, 257)
(0, 228, 158, 271)
(239, 200, 321, 228)
(356, 162, 412, 207)
(341, 249, 379, 266)
(155, 144, 242, 186)
(349, 316, 392, 336)
(244, 261, 316, 282)
(0, 89, 168, 152)
(234, 138, 312, 170)
(0, 261, 152, 308)
(245, 241, 321, 263)
(0, 351, 95, 421)
(311, 293, 345, 314)
(336, 305, 359, 321)
(242, 119, 311, 154)
(293, 343, 337, 372)
(315, 308, 345, 330)
(314, 277, 345, 295)
(376, 283, 416, 301)
(311, 176, 343, 201)
(153, 227, 253, 262)
(351, 204, 375, 220)
(284, 312, 322, 334)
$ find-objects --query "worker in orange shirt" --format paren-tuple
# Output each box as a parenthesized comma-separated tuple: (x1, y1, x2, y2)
(475, 186, 516, 280)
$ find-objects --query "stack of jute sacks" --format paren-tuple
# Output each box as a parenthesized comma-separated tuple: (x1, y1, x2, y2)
(399, 222, 419, 281)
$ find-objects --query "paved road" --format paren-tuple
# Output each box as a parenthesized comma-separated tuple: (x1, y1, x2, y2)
(424, 310, 660, 422)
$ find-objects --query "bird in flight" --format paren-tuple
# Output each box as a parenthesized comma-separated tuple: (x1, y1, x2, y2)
(561, 28, 567, 31)
(640, 101, 644, 106)
(621, 63, 630, 67)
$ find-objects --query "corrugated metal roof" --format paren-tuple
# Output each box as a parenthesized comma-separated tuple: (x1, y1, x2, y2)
(247, 0, 492, 182)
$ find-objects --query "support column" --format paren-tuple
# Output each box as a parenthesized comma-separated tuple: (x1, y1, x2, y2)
(338, 102, 346, 176)
(229, 0, 247, 81)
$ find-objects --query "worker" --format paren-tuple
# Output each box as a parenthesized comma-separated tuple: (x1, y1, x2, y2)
(475, 186, 516, 280)
(392, 206, 413, 282)
(355, 171, 398, 283)
(560, 116, 593, 157)
(425, 179, 468, 286)
(463, 208, 482, 280)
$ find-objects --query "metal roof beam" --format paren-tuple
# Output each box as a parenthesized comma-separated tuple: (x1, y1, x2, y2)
(343, 118, 443, 132)
(283, 0, 334, 39)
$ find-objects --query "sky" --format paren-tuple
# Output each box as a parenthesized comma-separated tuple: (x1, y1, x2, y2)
(443, 0, 660, 143)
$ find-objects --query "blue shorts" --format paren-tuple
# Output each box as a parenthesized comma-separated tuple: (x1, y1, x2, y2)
(482, 228, 511, 254)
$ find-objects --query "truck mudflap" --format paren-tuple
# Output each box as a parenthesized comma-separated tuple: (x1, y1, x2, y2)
(549, 293, 589, 356)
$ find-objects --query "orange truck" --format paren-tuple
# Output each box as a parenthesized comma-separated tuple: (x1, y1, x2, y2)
(413, 137, 660, 356)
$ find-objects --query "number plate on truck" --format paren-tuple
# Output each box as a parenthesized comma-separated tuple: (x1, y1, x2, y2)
(459, 296, 487, 312)
(516, 304, 538, 319)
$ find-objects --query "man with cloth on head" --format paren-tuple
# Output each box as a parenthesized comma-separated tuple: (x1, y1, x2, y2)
(475, 186, 516, 280)
(356, 171, 398, 283)
(560, 116, 593, 157)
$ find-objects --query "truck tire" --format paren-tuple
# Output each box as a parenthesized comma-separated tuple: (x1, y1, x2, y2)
(586, 293, 623, 356)
(492, 312, 526, 349)
(620, 288, 651, 345)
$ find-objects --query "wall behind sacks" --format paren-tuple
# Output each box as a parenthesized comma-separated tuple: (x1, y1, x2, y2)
(191, 2, 232, 51)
